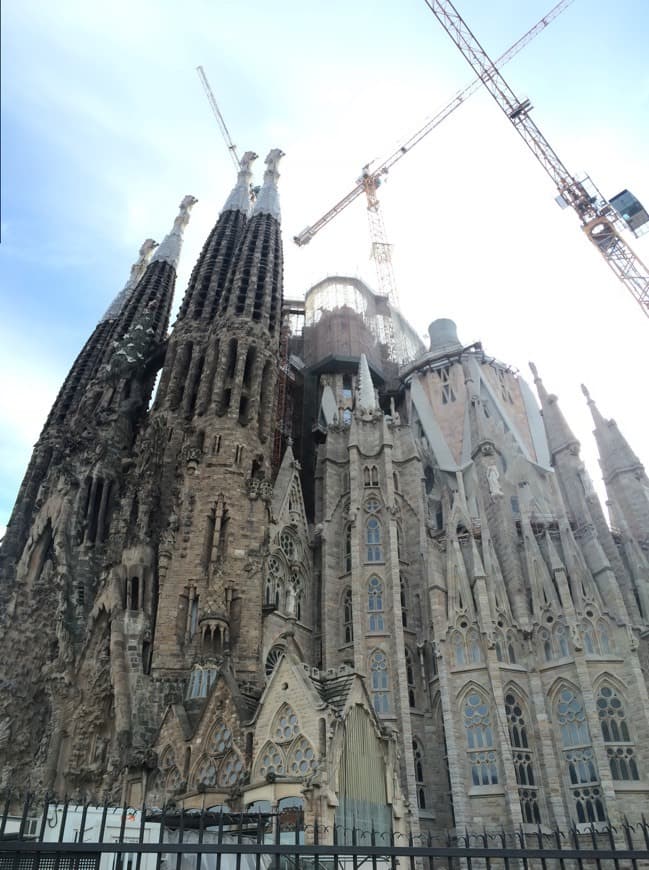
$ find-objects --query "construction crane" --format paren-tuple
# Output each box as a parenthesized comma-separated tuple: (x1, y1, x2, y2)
(196, 65, 241, 170)
(422, 0, 649, 318)
(293, 0, 574, 315)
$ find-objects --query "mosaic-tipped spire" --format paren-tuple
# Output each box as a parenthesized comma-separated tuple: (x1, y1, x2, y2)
(151, 195, 197, 269)
(529, 362, 579, 459)
(357, 353, 378, 413)
(582, 384, 645, 483)
(252, 149, 284, 222)
(101, 239, 157, 322)
(222, 151, 258, 215)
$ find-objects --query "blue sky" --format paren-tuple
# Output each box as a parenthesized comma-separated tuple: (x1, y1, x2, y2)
(2, 0, 649, 530)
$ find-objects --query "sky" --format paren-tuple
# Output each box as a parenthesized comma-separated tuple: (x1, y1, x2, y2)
(2, 0, 649, 533)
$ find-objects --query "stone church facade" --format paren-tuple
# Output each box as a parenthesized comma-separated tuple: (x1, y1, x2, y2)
(1, 151, 649, 836)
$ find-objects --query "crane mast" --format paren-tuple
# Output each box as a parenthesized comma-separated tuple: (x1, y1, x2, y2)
(423, 0, 649, 318)
(196, 65, 241, 170)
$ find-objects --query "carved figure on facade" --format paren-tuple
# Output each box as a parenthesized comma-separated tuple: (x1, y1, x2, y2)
(486, 464, 504, 497)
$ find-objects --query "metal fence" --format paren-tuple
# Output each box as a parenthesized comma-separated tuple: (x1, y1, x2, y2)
(1, 795, 649, 870)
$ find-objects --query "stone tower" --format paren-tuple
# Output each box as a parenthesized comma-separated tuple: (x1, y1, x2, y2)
(1, 168, 648, 833)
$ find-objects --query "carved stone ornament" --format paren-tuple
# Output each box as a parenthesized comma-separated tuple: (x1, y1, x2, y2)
(486, 464, 504, 497)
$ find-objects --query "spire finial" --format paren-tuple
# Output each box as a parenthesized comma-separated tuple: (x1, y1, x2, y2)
(151, 195, 198, 269)
(357, 353, 378, 413)
(222, 151, 258, 215)
(100, 238, 158, 322)
(252, 148, 285, 222)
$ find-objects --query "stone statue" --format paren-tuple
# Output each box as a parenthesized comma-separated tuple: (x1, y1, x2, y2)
(487, 464, 504, 497)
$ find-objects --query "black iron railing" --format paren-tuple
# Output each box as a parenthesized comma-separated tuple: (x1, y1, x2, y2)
(1, 795, 648, 870)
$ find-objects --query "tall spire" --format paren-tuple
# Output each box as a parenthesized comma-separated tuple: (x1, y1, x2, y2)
(101, 238, 158, 322)
(222, 150, 258, 215)
(357, 353, 378, 413)
(219, 149, 285, 332)
(175, 154, 258, 322)
(251, 149, 284, 222)
(582, 384, 645, 483)
(150, 195, 197, 270)
(529, 362, 579, 460)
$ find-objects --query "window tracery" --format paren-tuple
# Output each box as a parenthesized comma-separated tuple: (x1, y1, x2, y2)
(273, 704, 301, 742)
(451, 623, 483, 667)
(368, 576, 385, 632)
(288, 736, 318, 776)
(265, 555, 285, 608)
(505, 692, 541, 823)
(539, 619, 571, 662)
(495, 628, 518, 665)
(597, 685, 640, 781)
(582, 614, 613, 656)
(366, 517, 383, 562)
(370, 649, 390, 714)
(463, 690, 498, 786)
(219, 750, 244, 787)
(209, 720, 233, 755)
(279, 529, 300, 561)
(186, 664, 218, 699)
(257, 741, 285, 778)
(556, 685, 606, 823)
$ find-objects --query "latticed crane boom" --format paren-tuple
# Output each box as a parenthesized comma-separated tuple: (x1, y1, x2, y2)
(294, 0, 572, 251)
(423, 0, 649, 318)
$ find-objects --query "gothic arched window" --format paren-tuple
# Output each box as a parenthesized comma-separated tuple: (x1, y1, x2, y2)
(370, 650, 390, 714)
(413, 739, 426, 809)
(366, 517, 383, 562)
(505, 692, 541, 824)
(343, 588, 353, 644)
(265, 555, 284, 608)
(556, 686, 606, 823)
(597, 685, 640, 781)
(368, 576, 385, 632)
(463, 690, 498, 786)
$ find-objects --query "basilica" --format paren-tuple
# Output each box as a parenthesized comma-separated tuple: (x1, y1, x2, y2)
(1, 150, 648, 835)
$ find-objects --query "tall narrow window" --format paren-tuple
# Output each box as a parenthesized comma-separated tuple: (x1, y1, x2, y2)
(370, 650, 390, 714)
(343, 524, 352, 573)
(556, 686, 606, 823)
(370, 466, 379, 486)
(366, 518, 383, 562)
(505, 692, 541, 823)
(400, 577, 408, 627)
(413, 740, 427, 809)
(405, 648, 416, 708)
(343, 588, 353, 644)
(368, 576, 385, 632)
(463, 691, 498, 786)
(597, 685, 640, 781)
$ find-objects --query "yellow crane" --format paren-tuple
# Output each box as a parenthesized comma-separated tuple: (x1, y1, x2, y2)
(423, 0, 649, 318)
